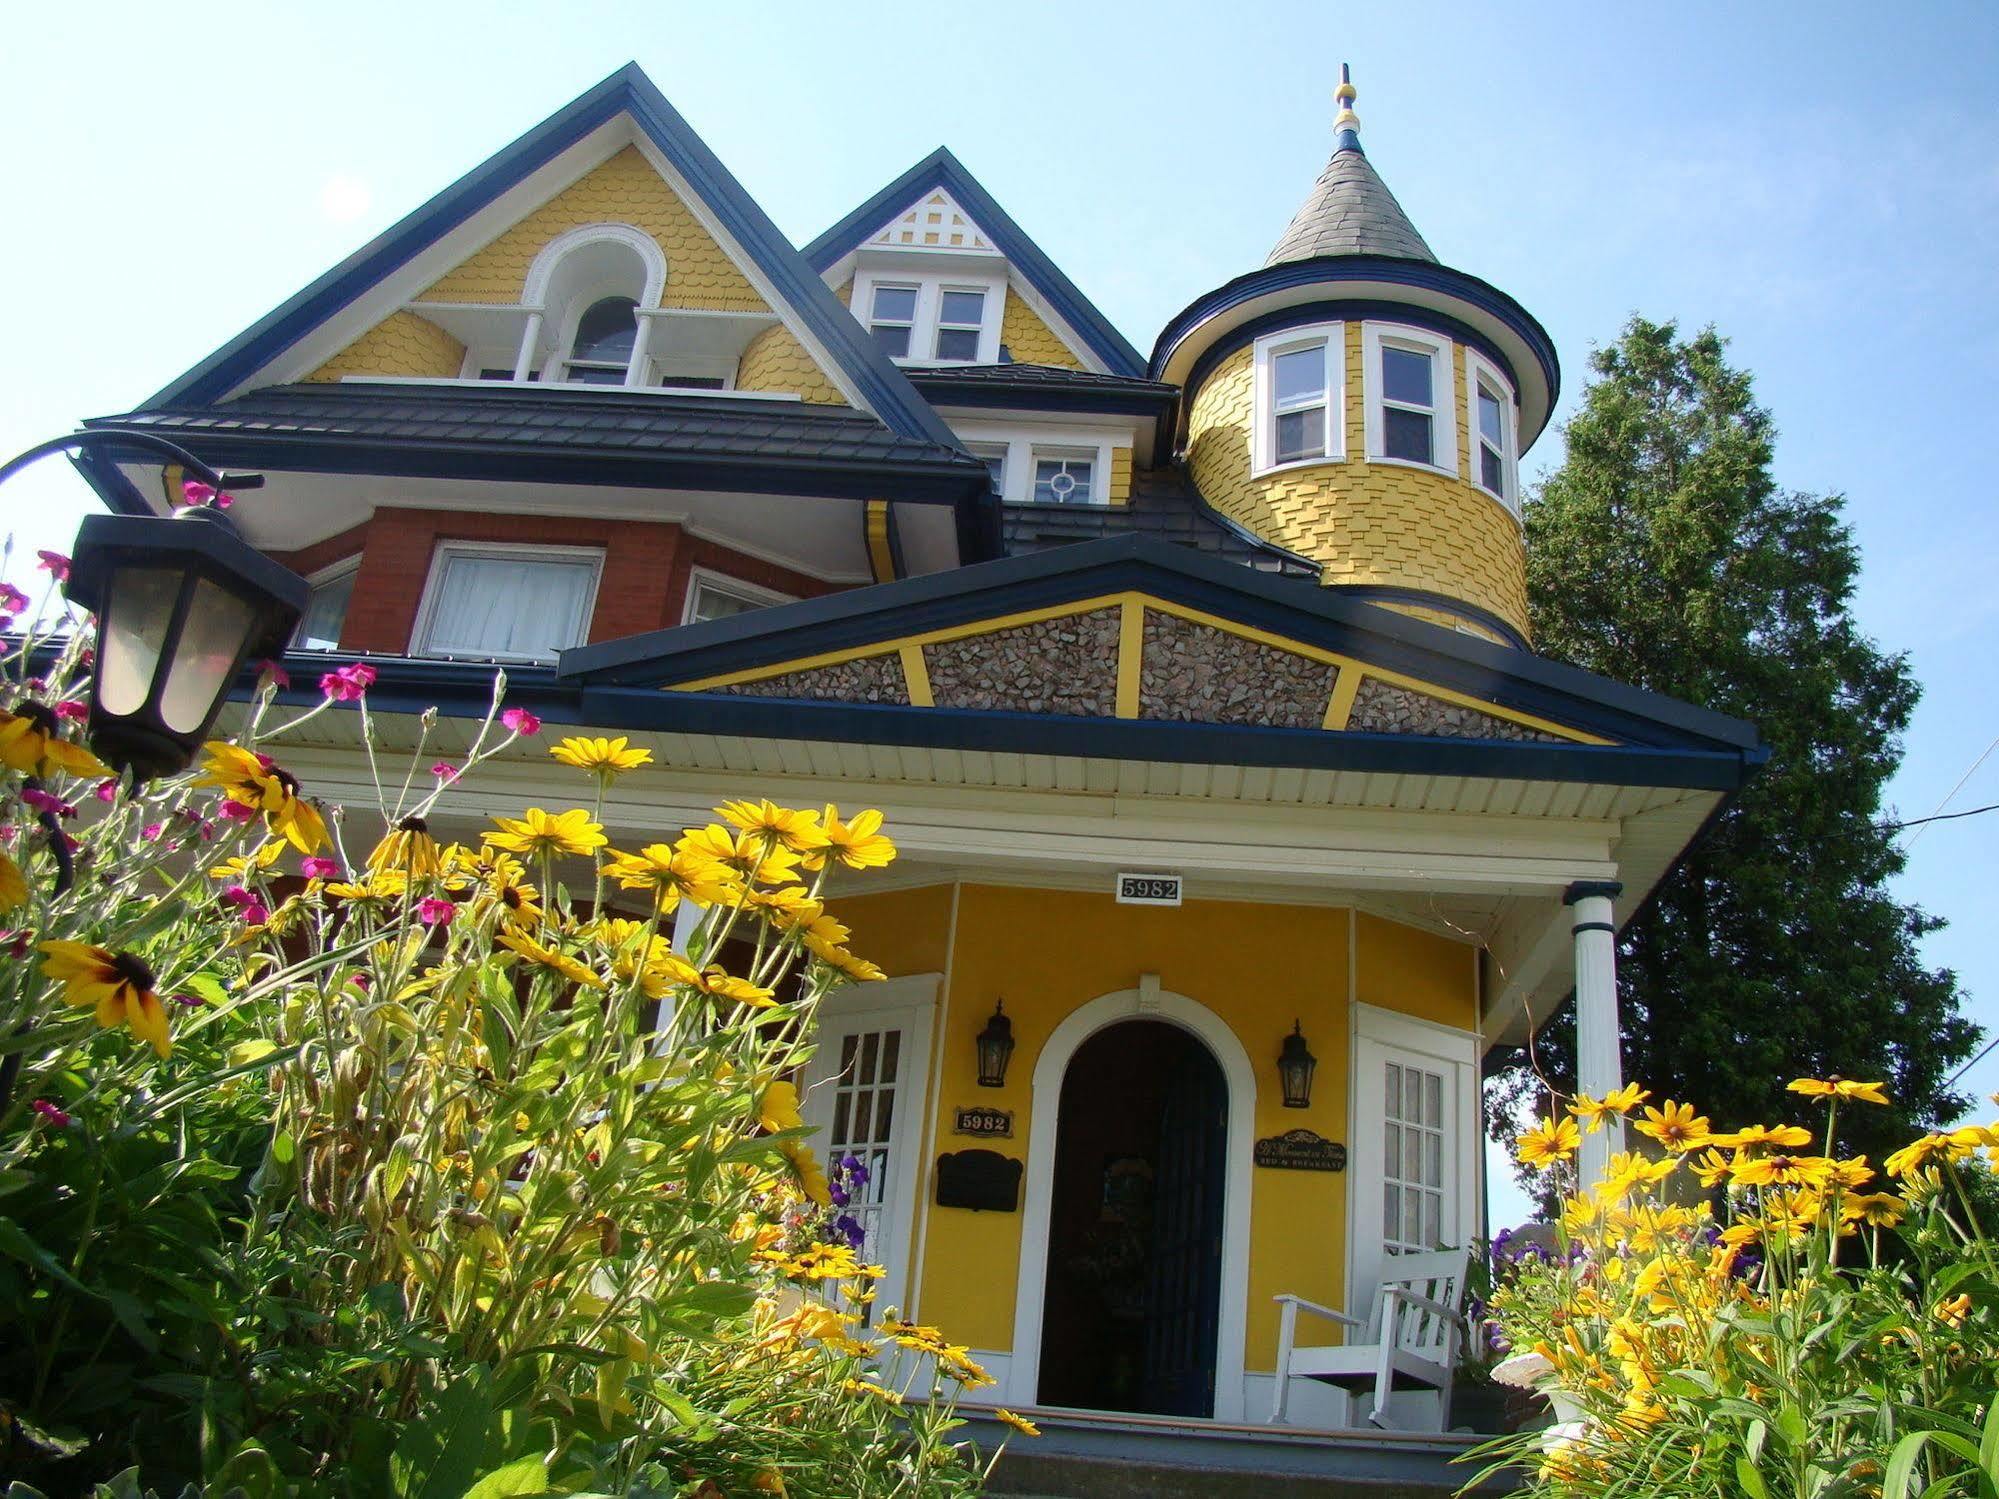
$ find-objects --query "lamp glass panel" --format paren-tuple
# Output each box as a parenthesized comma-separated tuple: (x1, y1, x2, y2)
(158, 577, 258, 735)
(97, 567, 182, 717)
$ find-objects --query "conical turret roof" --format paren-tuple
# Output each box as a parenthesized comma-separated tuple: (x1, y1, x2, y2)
(1265, 68, 1434, 266)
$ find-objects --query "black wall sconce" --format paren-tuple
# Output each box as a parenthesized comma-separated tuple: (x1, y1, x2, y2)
(1278, 1020, 1317, 1109)
(975, 1000, 1014, 1088)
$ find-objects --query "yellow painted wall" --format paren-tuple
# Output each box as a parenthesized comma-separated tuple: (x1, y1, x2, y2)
(423, 145, 768, 311)
(873, 886, 1476, 1373)
(835, 885, 954, 978)
(1184, 330, 1531, 639)
(735, 324, 847, 404)
(999, 291, 1084, 369)
(1108, 447, 1133, 506)
(305, 310, 464, 383)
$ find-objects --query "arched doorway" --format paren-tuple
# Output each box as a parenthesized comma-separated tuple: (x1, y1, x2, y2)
(1035, 1020, 1228, 1417)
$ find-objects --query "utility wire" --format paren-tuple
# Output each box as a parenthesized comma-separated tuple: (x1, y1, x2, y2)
(1903, 732, 1999, 848)
(1877, 801, 1999, 833)
(1945, 1031, 1999, 1092)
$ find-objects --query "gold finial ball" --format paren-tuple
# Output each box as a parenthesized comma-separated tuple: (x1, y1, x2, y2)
(1335, 80, 1357, 105)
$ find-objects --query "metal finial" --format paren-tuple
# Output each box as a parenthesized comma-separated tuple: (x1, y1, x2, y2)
(1334, 63, 1361, 145)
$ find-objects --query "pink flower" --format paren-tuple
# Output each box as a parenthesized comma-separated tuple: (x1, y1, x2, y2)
(35, 550, 69, 581)
(255, 659, 291, 690)
(417, 896, 456, 927)
(0, 930, 31, 959)
(430, 761, 459, 783)
(215, 798, 257, 823)
(53, 701, 87, 723)
(180, 480, 232, 509)
(0, 825, 15, 845)
(141, 822, 164, 842)
(320, 662, 377, 702)
(172, 992, 205, 1007)
(501, 707, 540, 736)
(299, 856, 340, 880)
(0, 583, 29, 618)
(93, 779, 117, 804)
(21, 788, 76, 819)
(349, 973, 371, 992)
(221, 885, 269, 926)
(31, 1099, 70, 1128)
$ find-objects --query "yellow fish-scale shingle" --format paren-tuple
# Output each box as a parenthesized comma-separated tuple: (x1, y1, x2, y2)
(422, 146, 770, 312)
(306, 310, 464, 383)
(1185, 341, 1530, 638)
(735, 324, 846, 405)
(999, 291, 1083, 369)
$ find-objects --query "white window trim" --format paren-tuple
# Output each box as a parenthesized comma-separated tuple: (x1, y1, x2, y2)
(681, 566, 793, 625)
(1362, 321, 1459, 478)
(410, 540, 605, 665)
(1345, 1002, 1480, 1322)
(947, 420, 1126, 506)
(965, 441, 1009, 494)
(291, 557, 361, 651)
(1252, 321, 1346, 476)
(1027, 444, 1101, 506)
(851, 266, 1005, 366)
(1463, 349, 1522, 519)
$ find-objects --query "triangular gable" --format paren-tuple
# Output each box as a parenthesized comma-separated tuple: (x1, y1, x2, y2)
(864, 187, 999, 254)
(804, 148, 1146, 378)
(557, 536, 1762, 766)
(144, 64, 961, 452)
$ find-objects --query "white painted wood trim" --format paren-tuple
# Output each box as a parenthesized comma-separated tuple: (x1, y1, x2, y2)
(904, 882, 961, 1324)
(1462, 347, 1522, 520)
(1251, 321, 1346, 477)
(1004, 985, 1256, 1421)
(680, 566, 794, 624)
(1361, 321, 1459, 477)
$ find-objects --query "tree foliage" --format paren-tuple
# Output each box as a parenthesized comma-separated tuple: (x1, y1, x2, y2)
(1498, 315, 1977, 1164)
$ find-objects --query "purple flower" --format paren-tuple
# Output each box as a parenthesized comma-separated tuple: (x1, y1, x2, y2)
(172, 992, 205, 1008)
(300, 856, 341, 880)
(222, 885, 268, 926)
(53, 700, 88, 723)
(834, 1214, 864, 1250)
(35, 550, 69, 581)
(20, 788, 76, 819)
(417, 896, 456, 927)
(215, 798, 257, 823)
(141, 822, 164, 842)
(0, 929, 30, 959)
(430, 761, 459, 782)
(92, 779, 117, 803)
(31, 1099, 70, 1128)
(0, 582, 29, 618)
(320, 662, 377, 702)
(501, 707, 540, 737)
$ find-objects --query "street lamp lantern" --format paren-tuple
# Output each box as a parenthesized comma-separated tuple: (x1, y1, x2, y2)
(974, 1000, 1015, 1089)
(64, 506, 305, 780)
(1277, 1019, 1317, 1109)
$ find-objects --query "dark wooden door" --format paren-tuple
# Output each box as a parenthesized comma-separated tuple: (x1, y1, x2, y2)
(1140, 1042, 1226, 1417)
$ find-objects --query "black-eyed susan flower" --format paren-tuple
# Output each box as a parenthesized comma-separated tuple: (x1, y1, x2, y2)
(367, 814, 445, 878)
(1732, 1153, 1835, 1190)
(549, 734, 653, 776)
(469, 851, 542, 930)
(719, 798, 825, 854)
(804, 936, 885, 983)
(0, 702, 108, 779)
(1849, 1191, 1906, 1227)
(1633, 1099, 1712, 1153)
(1516, 1116, 1580, 1168)
(1713, 1124, 1812, 1152)
(687, 964, 776, 1008)
(603, 843, 739, 910)
(677, 823, 800, 885)
(193, 743, 327, 854)
(0, 850, 28, 912)
(1570, 1083, 1650, 1133)
(209, 841, 285, 884)
(495, 930, 605, 989)
(780, 1138, 831, 1206)
(1787, 1076, 1890, 1106)
(40, 940, 170, 1058)
(484, 808, 607, 861)
(803, 805, 896, 871)
(759, 1080, 805, 1134)
(1689, 1148, 1735, 1190)
(995, 1409, 1041, 1438)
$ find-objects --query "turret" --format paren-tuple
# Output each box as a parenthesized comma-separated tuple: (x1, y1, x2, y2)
(1152, 68, 1559, 646)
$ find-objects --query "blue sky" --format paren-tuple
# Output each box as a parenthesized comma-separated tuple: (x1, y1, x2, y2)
(4, 3, 1995, 1222)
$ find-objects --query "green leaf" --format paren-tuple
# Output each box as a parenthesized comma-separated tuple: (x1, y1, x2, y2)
(1886, 1432, 1938, 1499)
(226, 1037, 278, 1068)
(458, 1456, 550, 1498)
(390, 1366, 497, 1499)
(271, 1129, 296, 1165)
(1735, 1456, 1770, 1499)
(182, 971, 230, 1007)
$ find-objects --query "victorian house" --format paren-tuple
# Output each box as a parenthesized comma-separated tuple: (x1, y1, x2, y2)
(77, 63, 1760, 1475)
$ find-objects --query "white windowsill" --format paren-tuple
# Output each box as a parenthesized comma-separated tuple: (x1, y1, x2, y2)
(1366, 453, 1459, 479)
(1250, 450, 1348, 480)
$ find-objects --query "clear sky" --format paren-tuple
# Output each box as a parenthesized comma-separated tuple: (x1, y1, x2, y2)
(4, 2, 1995, 1229)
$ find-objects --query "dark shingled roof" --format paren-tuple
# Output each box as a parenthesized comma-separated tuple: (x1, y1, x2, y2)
(1266, 141, 1434, 266)
(89, 382, 988, 485)
(1001, 465, 1320, 578)
(907, 363, 1176, 397)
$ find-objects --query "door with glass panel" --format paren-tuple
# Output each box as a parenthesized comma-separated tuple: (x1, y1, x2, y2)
(798, 978, 937, 1322)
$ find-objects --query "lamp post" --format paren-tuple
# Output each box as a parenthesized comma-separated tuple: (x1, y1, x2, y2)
(0, 429, 303, 780)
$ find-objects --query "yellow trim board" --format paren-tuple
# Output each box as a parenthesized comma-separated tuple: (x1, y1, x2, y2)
(668, 590, 1610, 744)
(899, 644, 934, 708)
(1323, 666, 1363, 731)
(1115, 599, 1144, 718)
(865, 500, 897, 584)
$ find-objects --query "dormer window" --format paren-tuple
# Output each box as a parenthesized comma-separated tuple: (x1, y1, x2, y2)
(1363, 323, 1457, 475)
(867, 285, 919, 358)
(851, 269, 1002, 365)
(1465, 349, 1520, 514)
(933, 290, 986, 361)
(1031, 448, 1095, 504)
(565, 296, 640, 384)
(1251, 322, 1345, 475)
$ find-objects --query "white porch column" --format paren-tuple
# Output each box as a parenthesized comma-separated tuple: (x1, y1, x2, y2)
(623, 311, 655, 387)
(1564, 880, 1624, 1187)
(512, 310, 545, 382)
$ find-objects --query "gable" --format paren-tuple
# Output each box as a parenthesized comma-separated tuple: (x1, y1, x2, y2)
(865, 188, 997, 253)
(998, 292, 1084, 370)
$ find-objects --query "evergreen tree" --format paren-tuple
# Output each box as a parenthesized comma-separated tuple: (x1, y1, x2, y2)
(1498, 316, 1977, 1161)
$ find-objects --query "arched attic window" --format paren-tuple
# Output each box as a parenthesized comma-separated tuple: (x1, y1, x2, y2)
(520, 224, 667, 387)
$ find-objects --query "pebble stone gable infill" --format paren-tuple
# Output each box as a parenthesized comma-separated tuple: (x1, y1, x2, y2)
(1347, 677, 1564, 743)
(1138, 613, 1334, 729)
(924, 609, 1122, 715)
(720, 652, 910, 706)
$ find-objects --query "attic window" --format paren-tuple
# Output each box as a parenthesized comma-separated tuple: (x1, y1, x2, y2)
(868, 286, 919, 359)
(1031, 448, 1095, 504)
(852, 270, 1002, 365)
(933, 289, 986, 361)
(684, 568, 792, 624)
(566, 296, 640, 384)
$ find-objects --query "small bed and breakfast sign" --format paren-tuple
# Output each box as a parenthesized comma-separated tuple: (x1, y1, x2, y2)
(1254, 1128, 1347, 1172)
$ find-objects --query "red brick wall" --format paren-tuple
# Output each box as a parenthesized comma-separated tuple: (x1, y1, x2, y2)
(269, 522, 371, 581)
(320, 507, 840, 655)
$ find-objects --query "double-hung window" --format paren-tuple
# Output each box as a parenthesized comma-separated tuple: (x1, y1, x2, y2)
(1251, 322, 1344, 474)
(413, 542, 603, 664)
(1031, 447, 1095, 504)
(1363, 323, 1458, 473)
(292, 561, 359, 651)
(683, 569, 791, 625)
(933, 289, 986, 361)
(1464, 350, 1519, 514)
(867, 285, 919, 358)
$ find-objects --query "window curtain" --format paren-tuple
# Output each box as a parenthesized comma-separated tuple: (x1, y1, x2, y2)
(424, 555, 596, 660)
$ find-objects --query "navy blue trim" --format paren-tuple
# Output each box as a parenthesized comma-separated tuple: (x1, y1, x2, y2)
(144, 65, 963, 455)
(803, 147, 1146, 378)
(1151, 255, 1560, 440)
(907, 375, 1175, 418)
(71, 447, 156, 517)
(251, 654, 1757, 795)
(554, 534, 1761, 755)
(1326, 583, 1529, 650)
(1179, 299, 1526, 426)
(1570, 921, 1616, 935)
(1563, 879, 1625, 905)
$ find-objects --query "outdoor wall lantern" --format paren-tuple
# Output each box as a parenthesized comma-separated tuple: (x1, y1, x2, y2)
(1278, 1020, 1317, 1109)
(974, 1000, 1015, 1088)
(0, 429, 300, 783)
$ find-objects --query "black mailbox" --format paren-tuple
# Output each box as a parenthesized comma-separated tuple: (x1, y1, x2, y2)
(935, 1149, 1023, 1212)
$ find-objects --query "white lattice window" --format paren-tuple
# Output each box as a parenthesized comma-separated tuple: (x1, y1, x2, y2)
(1382, 1060, 1446, 1254)
(1031, 448, 1095, 504)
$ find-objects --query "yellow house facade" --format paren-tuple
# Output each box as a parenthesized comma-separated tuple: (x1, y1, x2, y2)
(85, 63, 1762, 1445)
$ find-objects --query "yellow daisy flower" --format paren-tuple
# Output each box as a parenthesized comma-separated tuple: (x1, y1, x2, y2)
(0, 702, 108, 779)
(209, 841, 285, 883)
(1516, 1115, 1580, 1168)
(40, 940, 170, 1058)
(367, 814, 445, 878)
(1787, 1076, 1890, 1106)
(0, 849, 30, 912)
(470, 851, 542, 929)
(1689, 1148, 1736, 1189)
(1570, 1083, 1651, 1133)
(994, 1409, 1041, 1438)
(1633, 1099, 1712, 1153)
(759, 1080, 806, 1134)
(484, 808, 607, 861)
(1731, 1153, 1835, 1190)
(548, 735, 653, 776)
(603, 843, 740, 911)
(495, 930, 605, 989)
(676, 823, 801, 885)
(1849, 1191, 1906, 1227)
(803, 805, 897, 871)
(194, 742, 328, 854)
(719, 798, 826, 854)
(1713, 1124, 1812, 1152)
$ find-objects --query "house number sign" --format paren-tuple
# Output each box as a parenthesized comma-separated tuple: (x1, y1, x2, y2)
(1116, 872, 1183, 906)
(953, 1105, 1013, 1138)
(1253, 1128, 1348, 1172)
